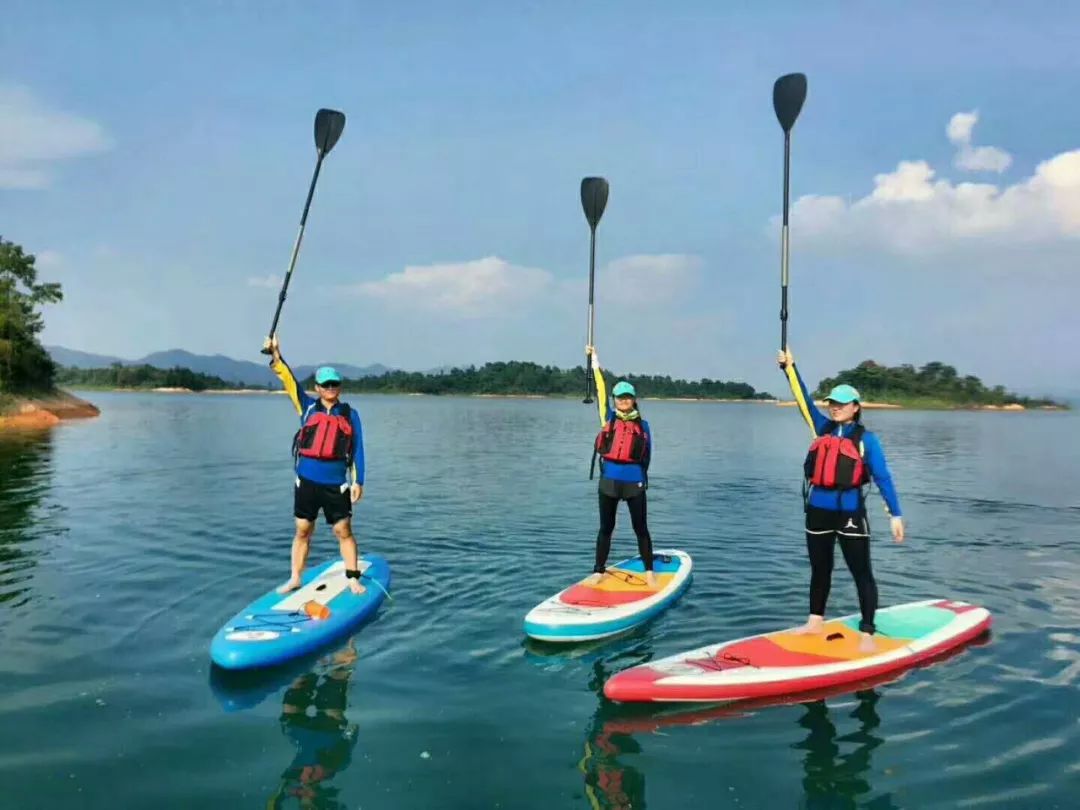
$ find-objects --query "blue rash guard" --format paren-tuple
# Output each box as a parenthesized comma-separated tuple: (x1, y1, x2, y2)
(272, 357, 365, 487)
(591, 363, 651, 485)
(784, 363, 902, 517)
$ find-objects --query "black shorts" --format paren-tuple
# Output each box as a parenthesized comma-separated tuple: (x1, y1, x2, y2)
(598, 478, 647, 500)
(806, 506, 869, 538)
(294, 477, 352, 525)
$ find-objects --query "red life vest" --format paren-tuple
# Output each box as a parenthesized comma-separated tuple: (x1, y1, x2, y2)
(804, 423, 867, 490)
(595, 417, 648, 464)
(294, 403, 354, 462)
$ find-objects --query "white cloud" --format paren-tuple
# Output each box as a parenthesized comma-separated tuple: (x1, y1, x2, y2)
(0, 85, 112, 189)
(784, 111, 1080, 256)
(349, 256, 553, 316)
(598, 254, 703, 306)
(946, 112, 978, 144)
(247, 274, 283, 289)
(947, 110, 1012, 173)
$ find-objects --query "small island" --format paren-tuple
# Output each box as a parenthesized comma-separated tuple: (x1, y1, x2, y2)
(0, 239, 99, 430)
(805, 360, 1066, 411)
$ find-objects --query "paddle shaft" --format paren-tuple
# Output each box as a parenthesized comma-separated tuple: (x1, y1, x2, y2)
(780, 130, 791, 351)
(584, 226, 597, 403)
(265, 151, 327, 344)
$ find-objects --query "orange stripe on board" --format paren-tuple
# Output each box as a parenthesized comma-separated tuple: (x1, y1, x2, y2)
(770, 622, 909, 661)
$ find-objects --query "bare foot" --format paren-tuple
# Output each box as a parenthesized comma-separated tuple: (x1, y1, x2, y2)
(645, 571, 657, 588)
(347, 578, 367, 596)
(858, 633, 876, 654)
(792, 616, 825, 635)
(277, 576, 302, 594)
(584, 572, 604, 585)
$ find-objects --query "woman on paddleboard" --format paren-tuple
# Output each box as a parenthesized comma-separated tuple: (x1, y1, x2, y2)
(778, 348, 904, 653)
(264, 335, 366, 596)
(586, 345, 655, 588)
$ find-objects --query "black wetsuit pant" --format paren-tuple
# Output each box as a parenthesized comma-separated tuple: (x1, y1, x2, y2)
(805, 506, 878, 634)
(595, 479, 654, 573)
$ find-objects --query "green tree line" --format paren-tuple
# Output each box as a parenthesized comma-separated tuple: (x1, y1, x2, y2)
(816, 360, 1062, 407)
(55, 364, 247, 392)
(0, 238, 62, 393)
(312, 361, 773, 400)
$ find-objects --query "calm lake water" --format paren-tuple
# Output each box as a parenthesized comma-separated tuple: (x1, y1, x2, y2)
(1, 391, 1077, 809)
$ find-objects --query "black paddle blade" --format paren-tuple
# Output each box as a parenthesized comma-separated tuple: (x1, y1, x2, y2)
(773, 73, 807, 133)
(580, 177, 610, 230)
(314, 108, 346, 155)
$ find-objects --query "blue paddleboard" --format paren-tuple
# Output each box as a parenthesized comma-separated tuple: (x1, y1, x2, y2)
(210, 553, 391, 671)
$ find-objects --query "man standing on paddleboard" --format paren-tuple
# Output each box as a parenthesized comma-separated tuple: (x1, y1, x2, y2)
(778, 348, 904, 653)
(264, 335, 366, 596)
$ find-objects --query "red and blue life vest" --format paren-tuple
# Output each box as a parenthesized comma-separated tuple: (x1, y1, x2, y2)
(293, 402, 354, 462)
(805, 423, 867, 490)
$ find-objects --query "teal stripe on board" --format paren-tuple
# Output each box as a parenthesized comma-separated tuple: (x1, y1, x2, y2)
(615, 555, 682, 573)
(842, 605, 955, 638)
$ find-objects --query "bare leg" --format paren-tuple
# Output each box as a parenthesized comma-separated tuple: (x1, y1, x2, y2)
(333, 518, 366, 595)
(278, 518, 315, 593)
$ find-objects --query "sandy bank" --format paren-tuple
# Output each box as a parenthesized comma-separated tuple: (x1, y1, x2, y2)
(0, 390, 101, 430)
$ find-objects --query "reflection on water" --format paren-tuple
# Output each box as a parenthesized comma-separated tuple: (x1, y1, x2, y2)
(795, 692, 897, 810)
(579, 659, 649, 810)
(0, 432, 57, 612)
(267, 640, 360, 810)
(579, 683, 894, 810)
(209, 639, 361, 810)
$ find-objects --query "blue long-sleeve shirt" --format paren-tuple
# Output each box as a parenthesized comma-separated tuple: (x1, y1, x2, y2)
(272, 357, 365, 486)
(785, 363, 901, 517)
(592, 362, 651, 484)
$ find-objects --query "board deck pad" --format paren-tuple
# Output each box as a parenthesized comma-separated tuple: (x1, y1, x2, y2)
(271, 559, 372, 612)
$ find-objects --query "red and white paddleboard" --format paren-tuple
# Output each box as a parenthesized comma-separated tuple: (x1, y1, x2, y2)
(604, 599, 991, 703)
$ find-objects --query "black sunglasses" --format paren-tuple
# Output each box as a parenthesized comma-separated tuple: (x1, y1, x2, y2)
(318, 381, 341, 389)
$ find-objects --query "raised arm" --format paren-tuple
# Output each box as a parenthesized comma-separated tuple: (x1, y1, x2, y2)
(778, 348, 827, 436)
(587, 345, 610, 426)
(265, 335, 315, 415)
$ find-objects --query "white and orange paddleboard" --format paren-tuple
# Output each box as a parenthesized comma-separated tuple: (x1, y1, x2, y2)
(523, 550, 692, 642)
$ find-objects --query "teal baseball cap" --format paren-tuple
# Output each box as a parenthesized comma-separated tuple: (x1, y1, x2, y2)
(612, 381, 636, 398)
(314, 366, 342, 385)
(825, 384, 860, 404)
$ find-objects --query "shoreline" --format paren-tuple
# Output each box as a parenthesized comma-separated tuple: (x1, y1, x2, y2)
(51, 387, 1067, 411)
(775, 400, 1059, 412)
(0, 390, 101, 431)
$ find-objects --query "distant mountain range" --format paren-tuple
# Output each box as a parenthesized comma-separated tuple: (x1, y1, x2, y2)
(46, 346, 393, 387)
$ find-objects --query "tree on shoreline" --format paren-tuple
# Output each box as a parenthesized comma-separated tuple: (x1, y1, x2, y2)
(0, 238, 63, 394)
(816, 360, 1058, 407)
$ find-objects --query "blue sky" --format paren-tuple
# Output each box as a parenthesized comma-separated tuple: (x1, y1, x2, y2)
(3, 1, 1078, 396)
